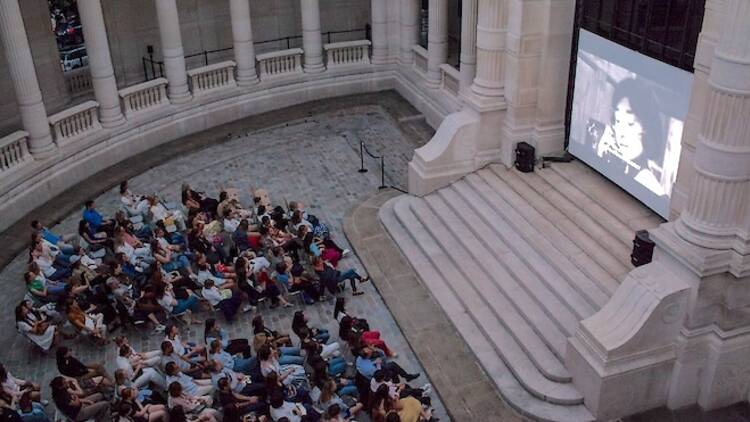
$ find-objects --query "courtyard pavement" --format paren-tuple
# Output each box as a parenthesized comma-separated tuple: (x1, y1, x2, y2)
(0, 92, 450, 420)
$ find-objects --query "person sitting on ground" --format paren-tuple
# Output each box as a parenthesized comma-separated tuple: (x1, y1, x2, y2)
(311, 256, 368, 297)
(204, 318, 253, 357)
(292, 311, 330, 344)
(155, 283, 201, 325)
(117, 344, 167, 390)
(208, 360, 265, 398)
(355, 346, 419, 385)
(165, 363, 214, 398)
(159, 341, 207, 380)
(217, 376, 268, 421)
(55, 347, 112, 390)
(208, 339, 256, 376)
(251, 316, 293, 351)
(120, 180, 150, 217)
(201, 279, 243, 321)
(167, 382, 219, 422)
(30, 220, 77, 255)
(17, 390, 50, 422)
(147, 196, 187, 232)
(0, 364, 43, 405)
(82, 200, 115, 236)
(50, 376, 110, 422)
(115, 386, 169, 422)
(64, 297, 107, 344)
(15, 301, 60, 352)
(257, 346, 306, 388)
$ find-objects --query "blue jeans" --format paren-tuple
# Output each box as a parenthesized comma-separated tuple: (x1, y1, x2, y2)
(314, 329, 330, 344)
(328, 356, 347, 377)
(163, 255, 190, 272)
(233, 356, 257, 374)
(337, 268, 362, 291)
(173, 295, 199, 314)
(338, 384, 358, 397)
(279, 347, 304, 366)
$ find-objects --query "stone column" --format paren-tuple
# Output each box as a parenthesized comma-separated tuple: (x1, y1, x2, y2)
(371, 0, 389, 64)
(426, 0, 449, 85)
(0, 0, 55, 158)
(155, 0, 190, 104)
(78, 0, 125, 127)
(399, 0, 420, 64)
(300, 0, 325, 73)
(459, 0, 478, 94)
(675, 0, 750, 251)
(229, 0, 258, 86)
(470, 0, 506, 105)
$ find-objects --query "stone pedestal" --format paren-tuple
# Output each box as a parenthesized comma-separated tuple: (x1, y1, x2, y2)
(565, 261, 691, 420)
(155, 0, 191, 104)
(78, 0, 125, 128)
(300, 0, 325, 73)
(229, 0, 258, 86)
(0, 0, 55, 158)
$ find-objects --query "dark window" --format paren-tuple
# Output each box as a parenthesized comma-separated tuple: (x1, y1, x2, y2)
(578, 0, 704, 71)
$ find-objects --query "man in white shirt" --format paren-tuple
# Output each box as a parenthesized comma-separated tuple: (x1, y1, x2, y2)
(116, 345, 166, 389)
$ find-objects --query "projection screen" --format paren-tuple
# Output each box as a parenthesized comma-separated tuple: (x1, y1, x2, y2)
(568, 30, 694, 218)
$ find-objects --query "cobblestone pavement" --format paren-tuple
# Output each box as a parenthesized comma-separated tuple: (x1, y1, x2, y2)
(0, 101, 448, 419)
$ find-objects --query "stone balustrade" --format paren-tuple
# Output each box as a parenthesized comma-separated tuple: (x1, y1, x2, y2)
(187, 61, 237, 95)
(256, 48, 304, 80)
(118, 78, 170, 118)
(440, 63, 460, 96)
(412, 45, 429, 75)
(64, 67, 93, 97)
(48, 100, 101, 145)
(324, 40, 371, 68)
(0, 130, 31, 173)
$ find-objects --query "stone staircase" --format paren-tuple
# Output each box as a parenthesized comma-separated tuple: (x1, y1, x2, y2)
(379, 161, 662, 421)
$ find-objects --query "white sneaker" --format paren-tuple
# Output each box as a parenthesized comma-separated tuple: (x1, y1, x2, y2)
(421, 383, 432, 395)
(342, 249, 351, 256)
(153, 324, 166, 333)
(242, 305, 255, 313)
(41, 400, 49, 406)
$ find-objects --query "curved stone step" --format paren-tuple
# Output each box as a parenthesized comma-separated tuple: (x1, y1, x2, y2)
(439, 183, 598, 321)
(476, 168, 620, 296)
(413, 196, 572, 358)
(493, 166, 629, 281)
(516, 168, 633, 270)
(390, 197, 584, 404)
(535, 166, 636, 249)
(380, 198, 594, 421)
(549, 161, 664, 232)
(422, 193, 581, 337)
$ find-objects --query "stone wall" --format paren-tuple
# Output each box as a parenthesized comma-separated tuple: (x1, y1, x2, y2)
(0, 0, 371, 134)
(0, 0, 68, 136)
(102, 0, 371, 86)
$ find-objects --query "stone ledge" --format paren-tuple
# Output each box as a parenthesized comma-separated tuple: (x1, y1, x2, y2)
(343, 188, 525, 422)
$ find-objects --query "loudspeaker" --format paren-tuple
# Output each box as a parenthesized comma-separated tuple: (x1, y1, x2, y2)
(515, 142, 535, 173)
(631, 230, 655, 267)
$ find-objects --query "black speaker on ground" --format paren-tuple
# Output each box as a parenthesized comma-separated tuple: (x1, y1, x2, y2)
(631, 230, 655, 267)
(515, 142, 535, 173)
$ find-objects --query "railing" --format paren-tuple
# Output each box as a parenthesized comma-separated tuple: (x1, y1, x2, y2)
(324, 40, 371, 68)
(440, 63, 460, 96)
(64, 67, 93, 97)
(412, 45, 428, 75)
(119, 78, 170, 118)
(187, 61, 237, 95)
(0, 131, 31, 173)
(142, 27, 370, 81)
(256, 49, 303, 80)
(48, 100, 101, 145)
